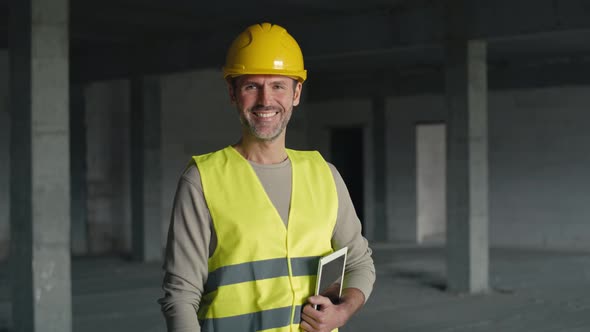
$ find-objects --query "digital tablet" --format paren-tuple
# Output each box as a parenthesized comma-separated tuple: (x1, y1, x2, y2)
(314, 247, 347, 308)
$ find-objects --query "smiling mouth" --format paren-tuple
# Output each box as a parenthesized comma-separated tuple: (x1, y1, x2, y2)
(253, 112, 279, 118)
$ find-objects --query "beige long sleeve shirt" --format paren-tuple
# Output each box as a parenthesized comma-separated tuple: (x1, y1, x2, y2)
(159, 156, 376, 332)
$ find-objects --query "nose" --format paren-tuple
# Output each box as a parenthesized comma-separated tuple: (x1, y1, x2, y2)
(257, 86, 272, 106)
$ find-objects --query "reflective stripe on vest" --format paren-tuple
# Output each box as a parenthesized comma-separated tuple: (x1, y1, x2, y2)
(194, 146, 338, 331)
(200, 305, 303, 331)
(204, 256, 320, 294)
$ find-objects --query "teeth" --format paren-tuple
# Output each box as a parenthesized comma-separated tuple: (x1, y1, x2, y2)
(256, 112, 277, 118)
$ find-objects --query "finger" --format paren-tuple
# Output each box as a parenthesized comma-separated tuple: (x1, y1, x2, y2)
(301, 312, 319, 327)
(307, 295, 333, 307)
(302, 309, 320, 325)
(303, 303, 323, 317)
(299, 318, 317, 332)
(303, 308, 332, 330)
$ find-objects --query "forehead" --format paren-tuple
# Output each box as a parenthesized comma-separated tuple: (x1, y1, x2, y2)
(234, 74, 294, 85)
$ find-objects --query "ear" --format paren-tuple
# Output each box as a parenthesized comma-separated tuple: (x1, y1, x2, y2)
(226, 79, 236, 105)
(292, 82, 303, 107)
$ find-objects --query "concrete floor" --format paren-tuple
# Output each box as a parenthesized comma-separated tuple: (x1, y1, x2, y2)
(1, 246, 590, 331)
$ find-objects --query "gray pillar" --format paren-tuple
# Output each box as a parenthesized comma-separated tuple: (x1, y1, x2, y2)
(70, 84, 88, 255)
(444, 2, 490, 293)
(9, 0, 72, 331)
(130, 76, 162, 262)
(372, 96, 388, 242)
(0, 51, 9, 259)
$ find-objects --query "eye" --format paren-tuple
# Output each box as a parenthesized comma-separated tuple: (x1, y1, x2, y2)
(273, 84, 286, 90)
(243, 84, 257, 91)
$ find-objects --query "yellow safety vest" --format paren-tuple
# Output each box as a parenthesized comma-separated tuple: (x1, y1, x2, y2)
(194, 146, 338, 332)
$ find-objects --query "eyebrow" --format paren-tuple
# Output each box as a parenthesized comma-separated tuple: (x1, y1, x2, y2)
(240, 80, 289, 86)
(239, 81, 261, 87)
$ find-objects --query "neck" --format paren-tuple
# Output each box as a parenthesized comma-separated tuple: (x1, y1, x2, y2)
(233, 136, 288, 165)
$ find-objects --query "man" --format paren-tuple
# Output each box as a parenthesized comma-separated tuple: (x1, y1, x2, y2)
(159, 22, 375, 332)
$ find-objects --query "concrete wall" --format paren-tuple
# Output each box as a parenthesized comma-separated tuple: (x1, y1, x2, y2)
(86, 80, 132, 254)
(160, 70, 237, 244)
(0, 51, 9, 260)
(385, 87, 590, 249)
(489, 87, 590, 249)
(5, 70, 587, 256)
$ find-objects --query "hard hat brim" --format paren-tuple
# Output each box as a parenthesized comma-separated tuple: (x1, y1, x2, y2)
(223, 67, 307, 83)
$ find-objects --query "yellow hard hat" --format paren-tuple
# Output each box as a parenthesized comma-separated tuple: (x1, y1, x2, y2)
(223, 23, 307, 82)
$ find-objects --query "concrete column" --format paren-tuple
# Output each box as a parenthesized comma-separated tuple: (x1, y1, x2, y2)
(0, 51, 9, 260)
(70, 84, 88, 255)
(130, 76, 162, 262)
(372, 96, 387, 242)
(9, 0, 72, 331)
(444, 1, 490, 293)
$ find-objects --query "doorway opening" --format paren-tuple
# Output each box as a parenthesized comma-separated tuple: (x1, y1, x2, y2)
(416, 123, 446, 244)
(330, 127, 364, 233)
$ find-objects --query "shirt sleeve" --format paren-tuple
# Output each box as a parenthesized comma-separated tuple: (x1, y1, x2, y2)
(158, 164, 210, 332)
(328, 163, 376, 302)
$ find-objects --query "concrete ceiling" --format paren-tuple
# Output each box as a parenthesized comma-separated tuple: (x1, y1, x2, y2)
(2, 0, 590, 88)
